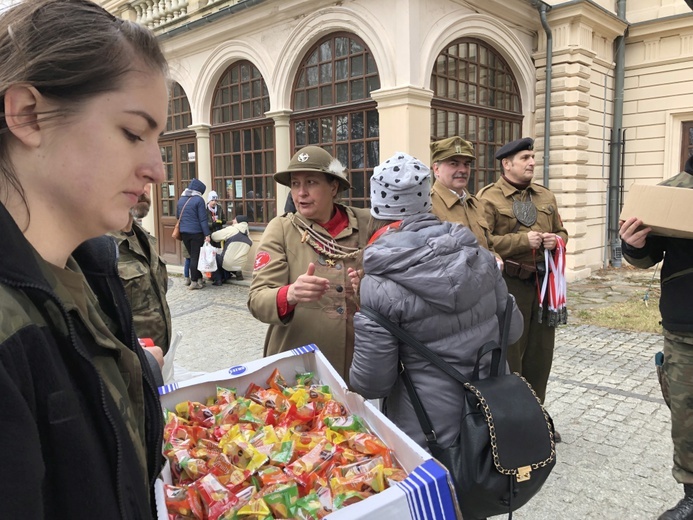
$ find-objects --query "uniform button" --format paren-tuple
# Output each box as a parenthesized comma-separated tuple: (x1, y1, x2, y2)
(336, 285, 344, 293)
(335, 264, 342, 270)
(336, 307, 344, 314)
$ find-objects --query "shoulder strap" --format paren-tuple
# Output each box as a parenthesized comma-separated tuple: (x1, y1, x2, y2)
(359, 298, 513, 447)
(358, 305, 474, 387)
(476, 182, 495, 198)
(357, 305, 448, 445)
(177, 197, 193, 224)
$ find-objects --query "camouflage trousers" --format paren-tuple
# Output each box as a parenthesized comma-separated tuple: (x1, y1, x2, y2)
(662, 329, 693, 484)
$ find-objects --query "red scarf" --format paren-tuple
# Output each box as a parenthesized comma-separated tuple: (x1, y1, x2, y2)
(319, 205, 349, 238)
(368, 221, 403, 245)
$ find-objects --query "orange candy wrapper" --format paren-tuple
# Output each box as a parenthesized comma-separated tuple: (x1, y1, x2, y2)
(163, 369, 405, 519)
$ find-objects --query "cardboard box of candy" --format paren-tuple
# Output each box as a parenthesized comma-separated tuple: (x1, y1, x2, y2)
(156, 344, 459, 519)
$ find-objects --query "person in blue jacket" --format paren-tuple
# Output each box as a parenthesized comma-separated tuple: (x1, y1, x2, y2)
(177, 178, 212, 289)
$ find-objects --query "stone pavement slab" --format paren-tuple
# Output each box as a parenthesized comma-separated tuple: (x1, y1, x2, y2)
(167, 274, 680, 519)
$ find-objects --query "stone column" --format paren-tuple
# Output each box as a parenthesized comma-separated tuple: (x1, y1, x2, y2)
(370, 86, 434, 164)
(266, 109, 293, 215)
(189, 123, 212, 191)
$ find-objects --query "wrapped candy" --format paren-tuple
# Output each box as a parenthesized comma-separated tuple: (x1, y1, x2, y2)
(195, 473, 238, 520)
(285, 439, 337, 488)
(165, 484, 204, 519)
(163, 369, 406, 519)
(261, 482, 299, 518)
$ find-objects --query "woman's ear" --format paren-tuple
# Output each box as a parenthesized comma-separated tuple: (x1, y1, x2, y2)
(4, 85, 45, 148)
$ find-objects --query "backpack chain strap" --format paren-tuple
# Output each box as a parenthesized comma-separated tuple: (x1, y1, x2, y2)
(465, 373, 556, 482)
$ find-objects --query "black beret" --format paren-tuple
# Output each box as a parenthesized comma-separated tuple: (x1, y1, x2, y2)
(495, 137, 534, 161)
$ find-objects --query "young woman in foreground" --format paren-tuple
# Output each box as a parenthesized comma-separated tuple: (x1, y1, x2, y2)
(0, 0, 169, 517)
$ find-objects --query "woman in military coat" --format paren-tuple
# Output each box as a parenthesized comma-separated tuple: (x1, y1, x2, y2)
(248, 146, 370, 381)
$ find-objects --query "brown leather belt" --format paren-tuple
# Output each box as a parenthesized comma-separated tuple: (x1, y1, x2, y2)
(504, 259, 545, 281)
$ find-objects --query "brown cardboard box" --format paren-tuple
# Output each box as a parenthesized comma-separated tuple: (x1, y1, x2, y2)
(620, 184, 693, 239)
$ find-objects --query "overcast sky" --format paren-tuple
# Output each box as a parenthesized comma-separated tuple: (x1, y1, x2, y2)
(0, 0, 20, 11)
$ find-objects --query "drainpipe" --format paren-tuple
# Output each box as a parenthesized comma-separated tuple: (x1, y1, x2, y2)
(608, 0, 627, 267)
(532, 0, 553, 187)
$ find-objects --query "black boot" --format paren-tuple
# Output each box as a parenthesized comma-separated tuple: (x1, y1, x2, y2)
(659, 485, 693, 520)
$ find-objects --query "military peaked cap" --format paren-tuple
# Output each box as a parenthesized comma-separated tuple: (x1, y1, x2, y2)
(430, 136, 476, 163)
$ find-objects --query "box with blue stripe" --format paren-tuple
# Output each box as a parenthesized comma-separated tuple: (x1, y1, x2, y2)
(156, 344, 460, 519)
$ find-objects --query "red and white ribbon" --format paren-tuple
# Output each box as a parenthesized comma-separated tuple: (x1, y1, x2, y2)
(538, 236, 567, 326)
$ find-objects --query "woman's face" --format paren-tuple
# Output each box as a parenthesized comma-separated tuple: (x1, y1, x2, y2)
(290, 172, 338, 224)
(30, 68, 168, 240)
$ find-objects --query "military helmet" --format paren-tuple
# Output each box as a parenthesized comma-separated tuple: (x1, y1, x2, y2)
(274, 146, 351, 191)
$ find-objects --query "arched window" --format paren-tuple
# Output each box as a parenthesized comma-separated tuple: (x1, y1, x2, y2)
(431, 38, 523, 193)
(291, 33, 380, 208)
(158, 82, 196, 264)
(211, 60, 275, 225)
(167, 82, 192, 133)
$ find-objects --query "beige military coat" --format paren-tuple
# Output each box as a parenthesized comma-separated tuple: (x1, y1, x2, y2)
(248, 205, 371, 381)
(478, 177, 568, 263)
(430, 181, 494, 252)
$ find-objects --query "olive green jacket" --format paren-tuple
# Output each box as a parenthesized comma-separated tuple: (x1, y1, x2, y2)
(430, 181, 495, 252)
(478, 177, 568, 264)
(109, 222, 172, 353)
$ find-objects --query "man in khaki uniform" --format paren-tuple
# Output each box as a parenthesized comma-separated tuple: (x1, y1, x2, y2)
(248, 146, 370, 381)
(430, 136, 494, 252)
(478, 138, 567, 428)
(109, 184, 171, 355)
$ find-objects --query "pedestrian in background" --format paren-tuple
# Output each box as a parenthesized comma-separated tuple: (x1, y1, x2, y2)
(620, 159, 693, 520)
(478, 137, 568, 441)
(206, 190, 226, 286)
(207, 190, 226, 242)
(177, 178, 211, 290)
(248, 145, 370, 381)
(212, 215, 252, 282)
(0, 0, 168, 516)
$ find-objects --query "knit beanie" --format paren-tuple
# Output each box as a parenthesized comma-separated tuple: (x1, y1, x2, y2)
(208, 190, 219, 203)
(369, 152, 431, 219)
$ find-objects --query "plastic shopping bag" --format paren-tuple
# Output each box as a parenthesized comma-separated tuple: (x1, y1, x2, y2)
(198, 242, 218, 273)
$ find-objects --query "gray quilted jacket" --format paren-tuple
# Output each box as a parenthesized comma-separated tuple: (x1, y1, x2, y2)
(350, 213, 523, 450)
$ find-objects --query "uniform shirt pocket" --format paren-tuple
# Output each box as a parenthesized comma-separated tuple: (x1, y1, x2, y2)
(117, 262, 149, 312)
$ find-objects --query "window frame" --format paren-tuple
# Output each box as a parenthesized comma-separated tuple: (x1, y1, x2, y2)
(210, 60, 276, 226)
(290, 32, 381, 209)
(430, 38, 523, 194)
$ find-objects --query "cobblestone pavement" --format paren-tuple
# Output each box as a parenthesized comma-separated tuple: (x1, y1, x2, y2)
(166, 270, 680, 519)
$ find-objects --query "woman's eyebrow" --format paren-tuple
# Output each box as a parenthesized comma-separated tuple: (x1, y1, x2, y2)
(125, 109, 158, 130)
